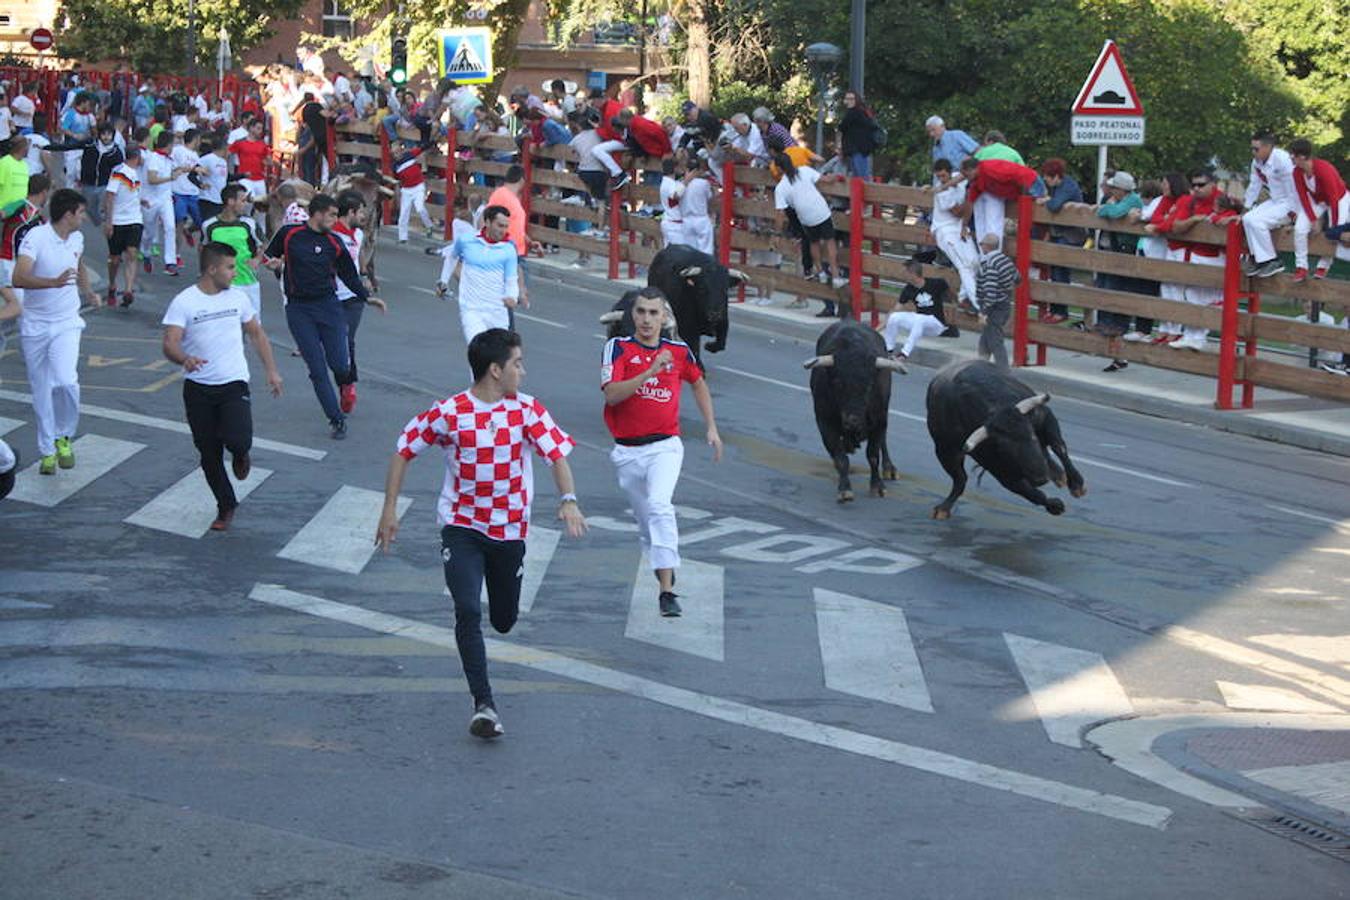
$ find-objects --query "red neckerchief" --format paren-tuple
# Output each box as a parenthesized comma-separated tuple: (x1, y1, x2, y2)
(479, 229, 504, 244)
(156, 148, 172, 157)
(333, 221, 355, 237)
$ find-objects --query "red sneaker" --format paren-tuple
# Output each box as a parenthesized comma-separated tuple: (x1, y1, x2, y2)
(1313, 263, 1330, 280)
(1291, 267, 1309, 284)
(339, 383, 357, 414)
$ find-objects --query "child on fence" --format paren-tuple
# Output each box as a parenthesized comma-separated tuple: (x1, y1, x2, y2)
(394, 138, 437, 242)
(975, 233, 1019, 368)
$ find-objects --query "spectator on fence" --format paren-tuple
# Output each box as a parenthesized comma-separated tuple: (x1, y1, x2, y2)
(772, 150, 845, 317)
(752, 108, 795, 153)
(1161, 169, 1230, 352)
(353, 79, 374, 120)
(78, 122, 123, 227)
(768, 132, 825, 296)
(1118, 177, 1165, 344)
(381, 88, 416, 142)
(568, 111, 608, 208)
(835, 90, 877, 178)
(974, 232, 1018, 368)
(725, 113, 768, 167)
(679, 155, 716, 256)
(663, 116, 685, 150)
(925, 116, 978, 176)
(1288, 138, 1346, 283)
(592, 110, 636, 190)
(1242, 132, 1298, 279)
(448, 82, 482, 132)
(958, 155, 1045, 251)
(882, 260, 959, 360)
(930, 158, 979, 307)
(1035, 157, 1087, 321)
(973, 130, 1023, 165)
(677, 100, 722, 158)
(1092, 172, 1144, 362)
(1143, 172, 1191, 345)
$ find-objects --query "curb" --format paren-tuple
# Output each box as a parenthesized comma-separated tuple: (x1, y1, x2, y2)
(532, 259, 1350, 459)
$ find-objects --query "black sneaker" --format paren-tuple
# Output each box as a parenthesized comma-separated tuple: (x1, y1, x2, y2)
(940, 325, 960, 338)
(659, 591, 682, 617)
(469, 702, 503, 739)
(329, 417, 347, 440)
(608, 173, 631, 191)
(1252, 258, 1285, 278)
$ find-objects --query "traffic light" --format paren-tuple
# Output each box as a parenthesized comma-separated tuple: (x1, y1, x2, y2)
(390, 36, 408, 85)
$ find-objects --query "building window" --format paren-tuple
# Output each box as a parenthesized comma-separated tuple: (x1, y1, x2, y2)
(322, 0, 354, 39)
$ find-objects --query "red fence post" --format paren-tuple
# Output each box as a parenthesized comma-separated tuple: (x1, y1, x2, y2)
(520, 139, 534, 223)
(1215, 220, 1243, 410)
(848, 176, 864, 323)
(378, 126, 394, 226)
(443, 128, 458, 240)
(1012, 195, 1034, 367)
(717, 161, 735, 267)
(325, 121, 337, 180)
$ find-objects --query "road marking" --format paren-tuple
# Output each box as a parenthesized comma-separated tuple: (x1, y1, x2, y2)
(1215, 681, 1340, 714)
(625, 554, 724, 661)
(0, 416, 22, 437)
(278, 485, 411, 575)
(1264, 504, 1350, 530)
(1003, 633, 1134, 748)
(1247, 634, 1350, 669)
(250, 584, 1172, 829)
(408, 286, 440, 296)
(0, 390, 325, 461)
(719, 364, 929, 423)
(813, 589, 933, 712)
(1070, 456, 1194, 487)
(1243, 761, 1350, 817)
(124, 466, 274, 538)
(9, 435, 145, 507)
(518, 525, 560, 615)
(1163, 625, 1350, 708)
(515, 312, 570, 330)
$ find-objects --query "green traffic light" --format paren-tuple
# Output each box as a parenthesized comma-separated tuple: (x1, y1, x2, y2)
(391, 67, 407, 84)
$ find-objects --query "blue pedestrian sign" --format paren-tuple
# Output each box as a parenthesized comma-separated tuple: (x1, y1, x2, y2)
(438, 27, 493, 84)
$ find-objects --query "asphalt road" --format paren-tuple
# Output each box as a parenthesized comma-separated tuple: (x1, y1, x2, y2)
(1, 229, 1347, 899)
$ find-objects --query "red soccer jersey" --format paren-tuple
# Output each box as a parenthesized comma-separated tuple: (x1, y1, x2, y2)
(229, 139, 270, 180)
(1, 202, 42, 262)
(396, 391, 574, 542)
(601, 336, 702, 440)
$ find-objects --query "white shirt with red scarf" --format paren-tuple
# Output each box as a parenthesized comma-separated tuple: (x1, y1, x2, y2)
(332, 221, 365, 300)
(1295, 158, 1347, 225)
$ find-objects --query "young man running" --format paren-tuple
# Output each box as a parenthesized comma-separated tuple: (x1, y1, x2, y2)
(227, 117, 271, 230)
(601, 287, 722, 617)
(141, 131, 179, 276)
(436, 204, 520, 346)
(12, 188, 100, 475)
(332, 190, 388, 413)
(203, 183, 264, 321)
(375, 328, 587, 739)
(161, 242, 283, 531)
(102, 144, 143, 308)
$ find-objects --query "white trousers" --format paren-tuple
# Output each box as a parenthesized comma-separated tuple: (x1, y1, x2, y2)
(459, 301, 510, 348)
(933, 224, 979, 302)
(973, 194, 1006, 250)
(1158, 246, 1187, 335)
(592, 140, 627, 178)
(1293, 194, 1349, 270)
(1182, 252, 1225, 343)
(683, 216, 714, 255)
(239, 282, 262, 324)
(661, 218, 686, 249)
(882, 311, 946, 357)
(398, 183, 433, 241)
(21, 318, 84, 456)
(611, 437, 684, 571)
(140, 195, 177, 266)
(1242, 199, 1295, 264)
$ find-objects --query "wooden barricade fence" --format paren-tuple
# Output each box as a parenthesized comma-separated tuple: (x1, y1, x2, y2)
(328, 120, 1350, 409)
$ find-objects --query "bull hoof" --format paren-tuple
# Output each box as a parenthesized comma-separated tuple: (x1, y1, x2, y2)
(931, 507, 951, 520)
(704, 341, 725, 353)
(1046, 498, 1066, 516)
(1071, 485, 1088, 498)
(869, 484, 885, 498)
(882, 467, 899, 481)
(838, 491, 855, 504)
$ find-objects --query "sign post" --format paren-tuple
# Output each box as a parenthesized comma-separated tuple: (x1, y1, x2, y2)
(1070, 40, 1144, 199)
(436, 27, 493, 84)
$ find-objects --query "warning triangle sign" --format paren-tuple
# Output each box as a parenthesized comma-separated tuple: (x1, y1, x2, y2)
(1072, 40, 1144, 116)
(447, 38, 485, 75)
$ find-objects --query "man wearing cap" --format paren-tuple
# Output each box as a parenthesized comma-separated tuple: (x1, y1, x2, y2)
(926, 116, 978, 175)
(132, 84, 155, 130)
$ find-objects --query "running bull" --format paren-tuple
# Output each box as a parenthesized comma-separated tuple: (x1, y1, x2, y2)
(925, 360, 1086, 519)
(598, 246, 747, 366)
(802, 320, 908, 502)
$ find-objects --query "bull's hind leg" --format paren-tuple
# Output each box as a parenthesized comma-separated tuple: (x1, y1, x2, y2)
(833, 449, 855, 503)
(881, 441, 898, 481)
(932, 447, 968, 519)
(1043, 448, 1066, 488)
(866, 435, 886, 497)
(1040, 417, 1086, 498)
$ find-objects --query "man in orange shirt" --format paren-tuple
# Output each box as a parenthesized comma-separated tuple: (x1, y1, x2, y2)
(486, 164, 542, 309)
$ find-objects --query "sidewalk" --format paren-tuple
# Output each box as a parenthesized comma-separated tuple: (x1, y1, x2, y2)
(525, 246, 1350, 458)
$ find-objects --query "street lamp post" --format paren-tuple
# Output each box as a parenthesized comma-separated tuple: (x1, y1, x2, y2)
(805, 42, 843, 157)
(849, 0, 865, 96)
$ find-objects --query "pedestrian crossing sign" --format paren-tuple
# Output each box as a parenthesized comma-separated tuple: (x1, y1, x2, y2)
(438, 27, 493, 84)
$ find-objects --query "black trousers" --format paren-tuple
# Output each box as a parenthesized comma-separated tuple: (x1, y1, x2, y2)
(442, 525, 526, 707)
(338, 299, 365, 384)
(183, 379, 252, 514)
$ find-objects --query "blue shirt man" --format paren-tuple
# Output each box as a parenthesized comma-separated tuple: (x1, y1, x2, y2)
(926, 116, 979, 169)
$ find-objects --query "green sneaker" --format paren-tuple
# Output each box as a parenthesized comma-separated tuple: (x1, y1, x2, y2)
(54, 436, 74, 469)
(39, 454, 57, 475)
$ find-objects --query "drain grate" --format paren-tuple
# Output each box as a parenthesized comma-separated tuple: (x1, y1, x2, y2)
(1234, 810, 1350, 864)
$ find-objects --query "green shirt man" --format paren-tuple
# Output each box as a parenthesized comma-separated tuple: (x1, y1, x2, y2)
(202, 186, 264, 319)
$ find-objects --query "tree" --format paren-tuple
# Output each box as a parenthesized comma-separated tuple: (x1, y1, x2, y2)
(56, 0, 306, 73)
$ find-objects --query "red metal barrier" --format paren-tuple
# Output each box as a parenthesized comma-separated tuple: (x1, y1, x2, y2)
(848, 176, 864, 322)
(443, 128, 458, 240)
(1216, 220, 1243, 409)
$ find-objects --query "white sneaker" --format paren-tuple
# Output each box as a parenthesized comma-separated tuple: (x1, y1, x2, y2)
(1171, 337, 1204, 351)
(1121, 331, 1147, 342)
(832, 276, 849, 289)
(469, 703, 503, 739)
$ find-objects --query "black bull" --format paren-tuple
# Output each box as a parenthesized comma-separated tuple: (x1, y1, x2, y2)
(925, 360, 1086, 519)
(599, 246, 747, 364)
(803, 320, 908, 502)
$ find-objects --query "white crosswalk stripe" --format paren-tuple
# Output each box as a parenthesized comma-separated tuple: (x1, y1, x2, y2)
(440, 524, 561, 614)
(8, 434, 145, 507)
(1003, 633, 1134, 748)
(278, 485, 412, 575)
(1215, 681, 1340, 714)
(813, 588, 933, 712)
(125, 466, 274, 538)
(625, 554, 725, 660)
(0, 415, 22, 437)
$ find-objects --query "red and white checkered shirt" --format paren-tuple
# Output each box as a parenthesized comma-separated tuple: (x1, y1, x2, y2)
(396, 390, 574, 541)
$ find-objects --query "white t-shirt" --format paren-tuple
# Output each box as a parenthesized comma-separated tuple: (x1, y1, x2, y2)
(931, 181, 968, 231)
(17, 224, 84, 325)
(171, 114, 191, 135)
(333, 226, 364, 301)
(170, 145, 200, 196)
(25, 132, 49, 175)
(192, 94, 209, 118)
(199, 153, 228, 204)
(10, 94, 34, 129)
(161, 284, 255, 385)
(143, 150, 174, 201)
(570, 130, 604, 173)
(659, 175, 685, 220)
(774, 166, 831, 228)
(680, 176, 712, 220)
(105, 163, 144, 226)
(333, 75, 353, 103)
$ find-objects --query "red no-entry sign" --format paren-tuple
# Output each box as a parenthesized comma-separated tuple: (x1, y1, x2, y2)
(30, 28, 54, 52)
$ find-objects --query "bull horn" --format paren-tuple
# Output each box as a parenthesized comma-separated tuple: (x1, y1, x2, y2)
(727, 268, 750, 283)
(802, 354, 835, 369)
(598, 311, 624, 324)
(679, 266, 703, 277)
(963, 426, 990, 453)
(876, 356, 908, 374)
(1015, 393, 1050, 414)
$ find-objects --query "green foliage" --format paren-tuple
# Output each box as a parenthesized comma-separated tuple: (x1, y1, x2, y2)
(56, 0, 306, 72)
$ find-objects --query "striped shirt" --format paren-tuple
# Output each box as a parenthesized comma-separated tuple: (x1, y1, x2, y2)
(975, 249, 1019, 311)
